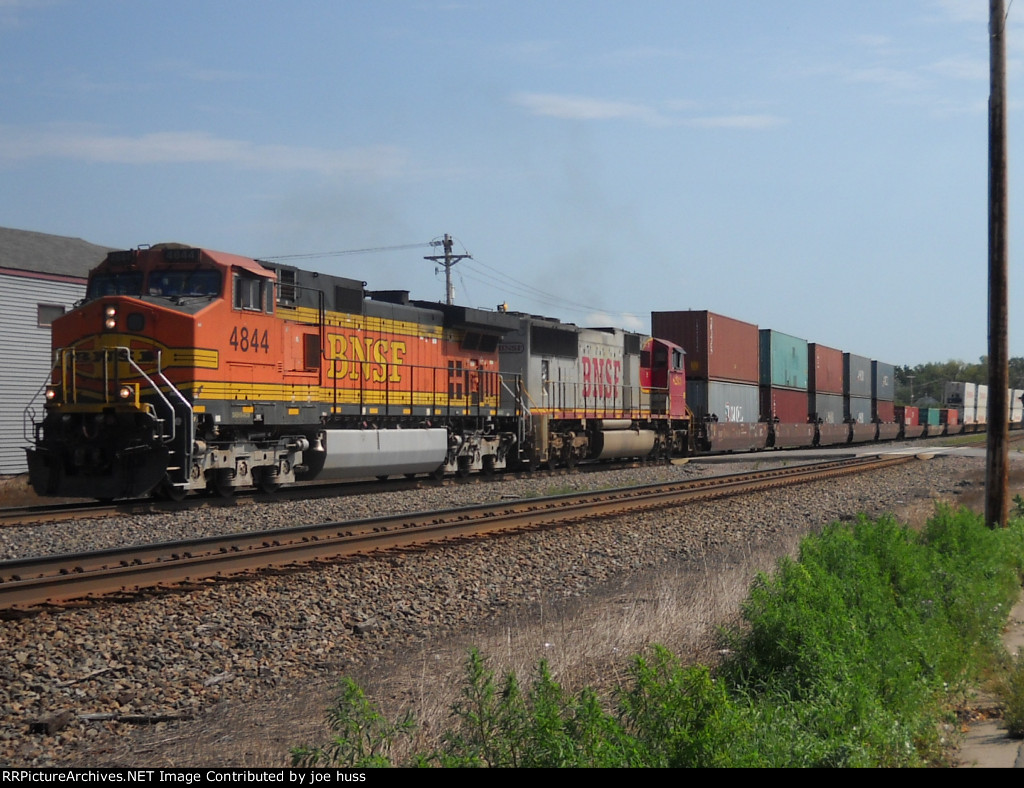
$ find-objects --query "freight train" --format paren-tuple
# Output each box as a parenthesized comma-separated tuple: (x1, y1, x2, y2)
(20, 244, 1014, 501)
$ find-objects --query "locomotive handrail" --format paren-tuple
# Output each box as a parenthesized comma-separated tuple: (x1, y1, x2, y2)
(109, 347, 181, 446)
(21, 372, 53, 442)
(152, 354, 195, 457)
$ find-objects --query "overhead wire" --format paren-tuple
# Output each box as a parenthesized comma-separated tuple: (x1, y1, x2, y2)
(259, 242, 431, 261)
(257, 236, 644, 325)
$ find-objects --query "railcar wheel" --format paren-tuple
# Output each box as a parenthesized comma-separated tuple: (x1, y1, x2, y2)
(157, 479, 188, 502)
(430, 463, 446, 481)
(563, 448, 576, 470)
(211, 470, 236, 498)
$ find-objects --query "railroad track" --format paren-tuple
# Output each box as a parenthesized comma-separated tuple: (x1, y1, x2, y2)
(0, 458, 653, 527)
(0, 453, 916, 613)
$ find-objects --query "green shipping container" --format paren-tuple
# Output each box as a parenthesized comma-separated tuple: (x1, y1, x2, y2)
(921, 408, 941, 426)
(759, 329, 808, 390)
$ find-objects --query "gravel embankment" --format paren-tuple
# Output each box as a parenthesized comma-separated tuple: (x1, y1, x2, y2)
(0, 453, 995, 766)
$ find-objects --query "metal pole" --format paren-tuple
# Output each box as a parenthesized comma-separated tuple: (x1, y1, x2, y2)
(424, 233, 472, 306)
(986, 0, 1010, 527)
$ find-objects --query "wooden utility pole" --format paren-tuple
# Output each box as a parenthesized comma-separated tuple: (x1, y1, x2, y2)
(987, 0, 1010, 527)
(424, 234, 471, 306)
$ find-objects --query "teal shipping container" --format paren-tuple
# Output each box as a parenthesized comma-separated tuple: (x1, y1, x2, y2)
(759, 329, 808, 390)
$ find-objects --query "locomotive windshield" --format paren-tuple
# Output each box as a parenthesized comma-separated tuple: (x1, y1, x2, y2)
(86, 271, 144, 298)
(148, 269, 221, 298)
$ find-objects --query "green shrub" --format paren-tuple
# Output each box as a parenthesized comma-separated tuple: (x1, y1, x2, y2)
(290, 678, 413, 768)
(294, 507, 1024, 767)
(999, 652, 1024, 738)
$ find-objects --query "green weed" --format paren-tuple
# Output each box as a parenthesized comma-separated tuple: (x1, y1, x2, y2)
(294, 506, 1024, 767)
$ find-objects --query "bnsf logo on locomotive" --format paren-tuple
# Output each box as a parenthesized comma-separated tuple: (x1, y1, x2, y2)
(582, 357, 622, 400)
(326, 333, 407, 382)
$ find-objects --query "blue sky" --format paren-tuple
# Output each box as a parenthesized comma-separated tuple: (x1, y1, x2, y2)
(0, 0, 1017, 367)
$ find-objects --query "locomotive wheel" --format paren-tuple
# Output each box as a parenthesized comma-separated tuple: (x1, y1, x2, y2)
(257, 469, 281, 494)
(456, 456, 471, 478)
(210, 470, 236, 498)
(563, 448, 576, 470)
(482, 455, 496, 476)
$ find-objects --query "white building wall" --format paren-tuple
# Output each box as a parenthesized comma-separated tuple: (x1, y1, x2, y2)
(0, 272, 85, 474)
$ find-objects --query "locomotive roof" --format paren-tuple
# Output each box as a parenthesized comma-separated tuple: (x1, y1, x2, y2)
(410, 300, 521, 334)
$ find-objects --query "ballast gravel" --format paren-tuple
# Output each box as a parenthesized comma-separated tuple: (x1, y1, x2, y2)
(0, 451, 1000, 766)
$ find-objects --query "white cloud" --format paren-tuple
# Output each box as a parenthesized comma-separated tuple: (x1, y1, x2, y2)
(0, 124, 410, 178)
(843, 66, 928, 92)
(513, 92, 786, 130)
(929, 55, 988, 81)
(513, 92, 669, 125)
(685, 115, 787, 130)
(934, 0, 989, 24)
(586, 311, 645, 332)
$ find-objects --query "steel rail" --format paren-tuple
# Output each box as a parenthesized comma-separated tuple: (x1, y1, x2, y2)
(0, 458, 656, 527)
(0, 454, 916, 611)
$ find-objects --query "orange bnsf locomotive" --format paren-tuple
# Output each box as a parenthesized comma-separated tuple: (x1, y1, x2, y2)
(25, 244, 688, 500)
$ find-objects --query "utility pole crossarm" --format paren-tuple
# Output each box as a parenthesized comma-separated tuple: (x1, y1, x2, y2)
(424, 233, 472, 306)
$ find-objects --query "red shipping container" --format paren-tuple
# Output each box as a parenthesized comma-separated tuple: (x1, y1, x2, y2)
(874, 400, 895, 423)
(651, 310, 759, 383)
(760, 386, 809, 424)
(808, 343, 844, 394)
(896, 406, 920, 427)
(941, 408, 960, 426)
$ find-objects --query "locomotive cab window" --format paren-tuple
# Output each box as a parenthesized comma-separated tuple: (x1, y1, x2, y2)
(87, 272, 144, 299)
(148, 269, 221, 298)
(233, 271, 269, 312)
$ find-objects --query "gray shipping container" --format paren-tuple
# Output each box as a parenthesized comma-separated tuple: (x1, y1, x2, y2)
(809, 392, 844, 425)
(759, 329, 808, 390)
(686, 380, 760, 424)
(845, 395, 872, 425)
(844, 353, 872, 398)
(872, 361, 895, 402)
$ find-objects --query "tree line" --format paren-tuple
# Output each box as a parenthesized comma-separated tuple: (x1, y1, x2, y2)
(895, 357, 1024, 405)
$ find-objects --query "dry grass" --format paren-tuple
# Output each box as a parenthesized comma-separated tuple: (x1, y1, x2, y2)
(74, 528, 803, 768)
(299, 532, 804, 766)
(0, 474, 39, 507)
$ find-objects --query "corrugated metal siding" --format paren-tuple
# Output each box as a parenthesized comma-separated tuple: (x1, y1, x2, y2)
(808, 343, 844, 394)
(758, 329, 808, 390)
(871, 361, 895, 401)
(686, 380, 759, 423)
(844, 354, 872, 398)
(651, 311, 759, 383)
(0, 273, 85, 474)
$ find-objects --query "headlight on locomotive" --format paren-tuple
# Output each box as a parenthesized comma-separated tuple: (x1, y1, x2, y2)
(44, 386, 60, 403)
(104, 305, 117, 330)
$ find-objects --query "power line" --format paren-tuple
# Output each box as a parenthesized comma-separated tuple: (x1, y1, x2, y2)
(260, 242, 431, 261)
